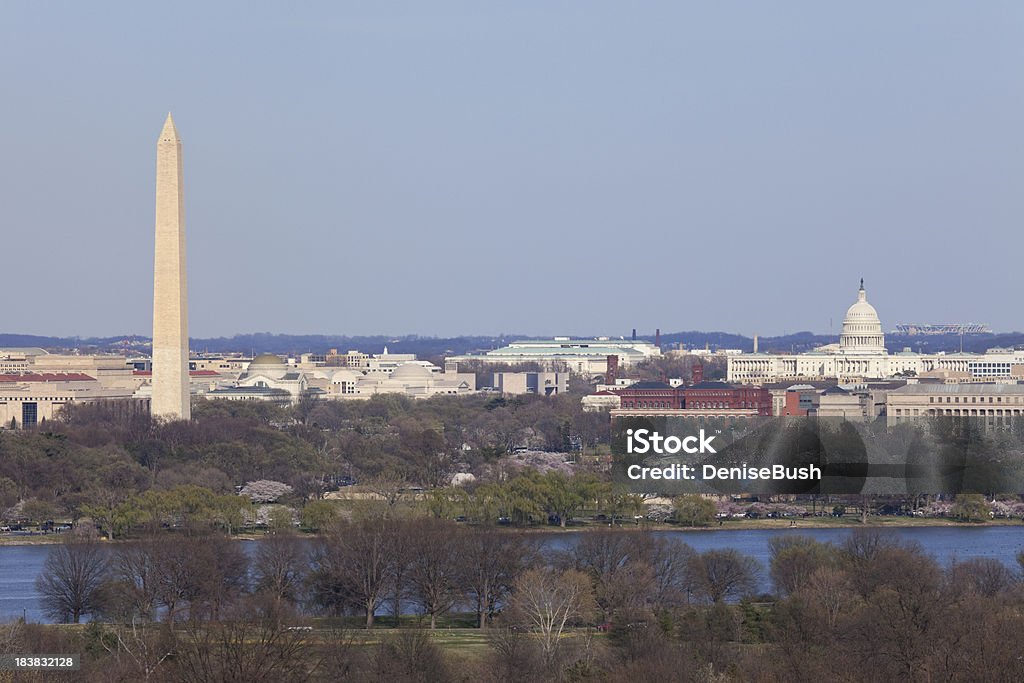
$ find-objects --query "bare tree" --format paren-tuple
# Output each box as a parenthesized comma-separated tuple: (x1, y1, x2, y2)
(309, 518, 395, 628)
(406, 518, 464, 629)
(35, 535, 109, 623)
(0, 620, 23, 656)
(841, 527, 899, 570)
(849, 549, 946, 680)
(484, 627, 546, 682)
(370, 629, 450, 683)
(252, 531, 308, 622)
(509, 567, 595, 670)
(173, 599, 315, 683)
(769, 534, 839, 597)
(688, 548, 759, 604)
(647, 535, 697, 612)
(389, 520, 417, 627)
(316, 628, 361, 682)
(98, 619, 176, 683)
(563, 529, 653, 622)
(108, 539, 161, 621)
(461, 529, 537, 628)
(150, 533, 249, 626)
(946, 558, 1017, 598)
(804, 566, 854, 630)
(365, 474, 409, 511)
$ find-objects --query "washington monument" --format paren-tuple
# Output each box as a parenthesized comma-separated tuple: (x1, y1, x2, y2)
(151, 113, 190, 420)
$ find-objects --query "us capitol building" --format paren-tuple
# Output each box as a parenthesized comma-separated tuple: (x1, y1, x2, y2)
(727, 281, 1024, 384)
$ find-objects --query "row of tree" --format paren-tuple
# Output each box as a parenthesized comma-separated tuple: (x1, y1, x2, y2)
(39, 519, 740, 629)
(32, 524, 1024, 681)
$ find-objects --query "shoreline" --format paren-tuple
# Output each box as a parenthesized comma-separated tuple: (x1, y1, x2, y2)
(2, 517, 1021, 547)
(526, 517, 1024, 533)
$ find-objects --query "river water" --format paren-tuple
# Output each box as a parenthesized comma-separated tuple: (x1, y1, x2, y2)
(5, 526, 1023, 623)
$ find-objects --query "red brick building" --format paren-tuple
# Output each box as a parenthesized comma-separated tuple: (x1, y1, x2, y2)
(614, 381, 772, 416)
(682, 382, 772, 414)
(615, 381, 680, 410)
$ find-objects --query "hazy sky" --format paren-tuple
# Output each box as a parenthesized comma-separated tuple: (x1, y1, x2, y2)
(2, 2, 1022, 338)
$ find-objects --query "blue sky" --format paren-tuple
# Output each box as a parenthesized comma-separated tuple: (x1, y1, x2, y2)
(2, 2, 1021, 337)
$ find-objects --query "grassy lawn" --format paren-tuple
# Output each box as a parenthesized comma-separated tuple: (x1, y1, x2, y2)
(300, 621, 603, 663)
(423, 629, 494, 659)
(0, 533, 68, 545)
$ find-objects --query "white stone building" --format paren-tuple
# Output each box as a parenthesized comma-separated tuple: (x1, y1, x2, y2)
(447, 337, 662, 376)
(329, 362, 474, 398)
(728, 282, 1024, 384)
(886, 383, 1024, 427)
(203, 352, 476, 403)
(492, 371, 568, 396)
(205, 353, 313, 404)
(0, 372, 146, 428)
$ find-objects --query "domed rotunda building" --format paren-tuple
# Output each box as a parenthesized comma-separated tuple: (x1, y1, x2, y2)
(724, 280, 996, 384)
(839, 279, 885, 354)
(242, 353, 289, 380)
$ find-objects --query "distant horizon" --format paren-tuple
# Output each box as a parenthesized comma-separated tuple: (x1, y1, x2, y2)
(0, 326, 1017, 344)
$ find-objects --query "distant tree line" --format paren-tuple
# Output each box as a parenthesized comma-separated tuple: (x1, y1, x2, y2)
(0, 392, 611, 529)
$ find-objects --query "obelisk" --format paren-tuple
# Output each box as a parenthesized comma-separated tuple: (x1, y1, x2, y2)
(151, 113, 190, 420)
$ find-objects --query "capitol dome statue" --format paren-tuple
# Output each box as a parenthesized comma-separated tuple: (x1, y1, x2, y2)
(839, 279, 886, 354)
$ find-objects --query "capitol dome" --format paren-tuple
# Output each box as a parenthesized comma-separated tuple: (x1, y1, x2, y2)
(839, 280, 886, 354)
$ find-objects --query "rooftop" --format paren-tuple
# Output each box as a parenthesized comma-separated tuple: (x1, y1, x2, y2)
(133, 370, 220, 377)
(625, 381, 674, 390)
(891, 383, 1024, 395)
(208, 386, 290, 395)
(0, 347, 49, 357)
(0, 373, 95, 383)
(687, 381, 736, 390)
